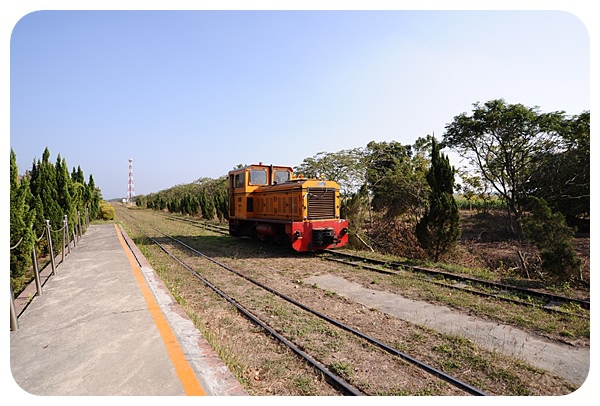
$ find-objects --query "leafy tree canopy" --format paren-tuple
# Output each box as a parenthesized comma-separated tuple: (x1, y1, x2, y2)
(365, 140, 429, 219)
(443, 99, 570, 232)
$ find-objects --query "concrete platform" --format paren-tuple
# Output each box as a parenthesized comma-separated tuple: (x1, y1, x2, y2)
(8, 223, 247, 396)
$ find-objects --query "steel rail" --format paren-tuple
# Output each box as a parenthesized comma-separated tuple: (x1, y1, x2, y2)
(164, 215, 230, 235)
(128, 215, 487, 396)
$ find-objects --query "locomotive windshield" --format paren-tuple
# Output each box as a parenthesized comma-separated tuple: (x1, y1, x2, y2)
(234, 173, 244, 188)
(250, 169, 268, 185)
(274, 170, 290, 184)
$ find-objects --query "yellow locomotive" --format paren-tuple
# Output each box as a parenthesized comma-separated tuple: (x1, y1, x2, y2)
(228, 163, 349, 252)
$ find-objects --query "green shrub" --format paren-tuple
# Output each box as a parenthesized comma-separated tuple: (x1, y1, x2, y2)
(99, 201, 115, 220)
(520, 197, 581, 282)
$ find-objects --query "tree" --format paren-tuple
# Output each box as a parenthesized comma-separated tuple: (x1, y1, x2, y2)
(88, 175, 101, 220)
(365, 140, 429, 219)
(523, 111, 589, 228)
(294, 148, 367, 196)
(214, 190, 228, 222)
(71, 165, 85, 184)
(27, 158, 46, 240)
(443, 99, 566, 234)
(198, 190, 214, 220)
(55, 154, 75, 228)
(415, 138, 461, 261)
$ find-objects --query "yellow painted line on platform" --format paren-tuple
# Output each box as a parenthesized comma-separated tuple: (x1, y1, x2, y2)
(114, 224, 206, 396)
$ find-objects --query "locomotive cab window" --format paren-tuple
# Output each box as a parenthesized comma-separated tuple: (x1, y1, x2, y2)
(234, 173, 245, 188)
(250, 169, 267, 185)
(274, 170, 290, 184)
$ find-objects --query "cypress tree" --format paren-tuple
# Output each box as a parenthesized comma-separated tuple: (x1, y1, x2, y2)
(31, 194, 45, 239)
(10, 149, 19, 193)
(71, 165, 85, 184)
(190, 195, 199, 216)
(56, 154, 76, 229)
(181, 195, 190, 215)
(37, 148, 63, 244)
(199, 190, 215, 220)
(88, 175, 100, 220)
(82, 174, 92, 216)
(214, 190, 229, 222)
(10, 149, 35, 287)
(415, 137, 461, 261)
(70, 165, 87, 222)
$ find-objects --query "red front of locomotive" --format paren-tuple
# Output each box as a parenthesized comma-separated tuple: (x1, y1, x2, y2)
(287, 219, 349, 252)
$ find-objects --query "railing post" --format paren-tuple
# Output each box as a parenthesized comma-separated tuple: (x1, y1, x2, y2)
(65, 216, 71, 254)
(32, 239, 42, 296)
(72, 229, 77, 248)
(78, 211, 82, 240)
(10, 285, 18, 331)
(62, 215, 67, 263)
(45, 220, 57, 276)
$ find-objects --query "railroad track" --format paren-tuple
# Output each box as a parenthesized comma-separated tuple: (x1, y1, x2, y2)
(163, 214, 230, 235)
(159, 214, 589, 314)
(156, 213, 589, 317)
(321, 250, 590, 316)
(119, 210, 488, 396)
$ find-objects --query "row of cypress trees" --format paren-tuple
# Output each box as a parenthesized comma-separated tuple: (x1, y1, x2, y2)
(10, 147, 102, 292)
(142, 189, 229, 222)
(138, 178, 229, 222)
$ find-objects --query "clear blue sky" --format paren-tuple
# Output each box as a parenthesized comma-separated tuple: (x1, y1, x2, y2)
(7, 6, 591, 200)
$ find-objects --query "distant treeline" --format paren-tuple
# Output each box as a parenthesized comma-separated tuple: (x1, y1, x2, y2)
(10, 147, 103, 291)
(135, 176, 229, 222)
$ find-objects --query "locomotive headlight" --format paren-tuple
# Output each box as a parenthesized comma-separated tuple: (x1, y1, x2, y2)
(294, 231, 302, 240)
(341, 228, 348, 236)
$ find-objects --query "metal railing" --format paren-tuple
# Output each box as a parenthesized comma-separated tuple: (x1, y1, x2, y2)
(9, 209, 90, 331)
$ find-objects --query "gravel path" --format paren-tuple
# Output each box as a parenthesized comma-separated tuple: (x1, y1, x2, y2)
(304, 274, 590, 387)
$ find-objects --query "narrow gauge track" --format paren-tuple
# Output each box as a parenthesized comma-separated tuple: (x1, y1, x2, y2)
(323, 250, 590, 315)
(121, 211, 488, 396)
(159, 215, 589, 314)
(163, 214, 230, 236)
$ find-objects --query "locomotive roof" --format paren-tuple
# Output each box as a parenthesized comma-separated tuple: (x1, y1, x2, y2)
(228, 163, 294, 173)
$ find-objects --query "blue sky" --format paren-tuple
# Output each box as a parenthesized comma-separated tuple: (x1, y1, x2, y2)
(6, 5, 591, 200)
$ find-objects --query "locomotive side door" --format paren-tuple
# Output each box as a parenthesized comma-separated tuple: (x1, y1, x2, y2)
(229, 173, 237, 217)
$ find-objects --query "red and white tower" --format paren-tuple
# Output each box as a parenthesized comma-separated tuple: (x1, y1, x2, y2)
(127, 158, 135, 203)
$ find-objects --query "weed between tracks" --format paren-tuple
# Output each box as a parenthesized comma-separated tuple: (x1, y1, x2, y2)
(116, 207, 584, 396)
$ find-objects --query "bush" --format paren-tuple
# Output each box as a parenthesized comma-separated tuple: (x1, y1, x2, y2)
(99, 201, 115, 220)
(519, 197, 581, 282)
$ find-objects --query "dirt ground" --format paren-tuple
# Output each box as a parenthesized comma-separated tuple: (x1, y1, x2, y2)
(456, 210, 590, 290)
